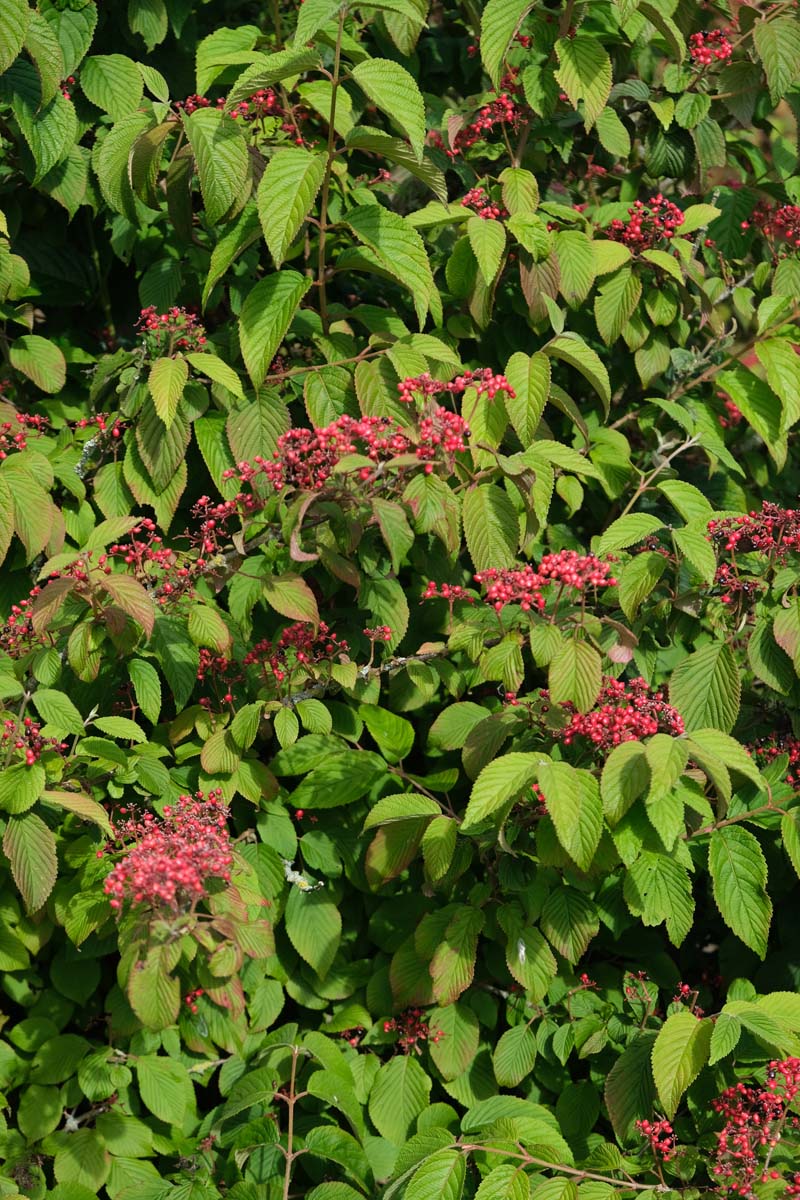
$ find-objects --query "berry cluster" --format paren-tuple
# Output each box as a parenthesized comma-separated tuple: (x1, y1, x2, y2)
(136, 306, 207, 355)
(74, 413, 124, 439)
(175, 91, 304, 141)
(746, 202, 800, 249)
(713, 561, 764, 607)
(337, 1026, 365, 1047)
(461, 187, 507, 220)
(422, 581, 475, 604)
(383, 1008, 443, 1053)
(196, 649, 241, 709)
(635, 1118, 676, 1161)
(0, 586, 45, 658)
(236, 415, 411, 493)
(430, 91, 521, 158)
(243, 621, 348, 687)
(103, 791, 232, 912)
(0, 413, 49, 460)
(749, 735, 800, 788)
(708, 503, 800, 561)
(718, 397, 744, 428)
(184, 988, 204, 1014)
(607, 195, 686, 252)
(364, 625, 392, 642)
(61, 74, 77, 100)
(548, 677, 685, 751)
(1, 716, 67, 766)
(416, 409, 470, 471)
(689, 29, 733, 66)
(396, 368, 515, 404)
(474, 553, 616, 612)
(710, 1059, 800, 1194)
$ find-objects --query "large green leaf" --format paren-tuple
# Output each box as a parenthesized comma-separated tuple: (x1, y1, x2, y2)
(754, 15, 800, 103)
(239, 272, 312, 389)
(668, 641, 740, 733)
(351, 59, 426, 162)
(369, 1054, 431, 1144)
(345, 204, 438, 328)
(709, 826, 772, 958)
(461, 752, 539, 831)
(80, 54, 144, 121)
(463, 483, 518, 571)
(0, 0, 30, 74)
(480, 0, 535, 88)
(548, 638, 601, 714)
(537, 762, 603, 871)
(541, 886, 600, 961)
(183, 108, 250, 225)
(258, 147, 327, 267)
(651, 1011, 711, 1118)
(9, 335, 66, 394)
(467, 217, 506, 286)
(555, 36, 612, 129)
(3, 811, 57, 912)
(285, 885, 342, 979)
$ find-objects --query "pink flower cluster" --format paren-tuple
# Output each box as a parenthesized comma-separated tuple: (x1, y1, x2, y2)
(461, 187, 506, 220)
(549, 677, 685, 750)
(136, 306, 207, 354)
(689, 29, 733, 66)
(103, 791, 232, 912)
(0, 413, 49, 460)
(635, 1118, 676, 1161)
(711, 1059, 800, 1194)
(474, 552, 617, 612)
(607, 195, 685, 252)
(396, 368, 514, 404)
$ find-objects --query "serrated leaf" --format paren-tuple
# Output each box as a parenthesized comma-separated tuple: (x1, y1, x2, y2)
(128, 945, 180, 1030)
(555, 36, 612, 129)
(651, 1011, 711, 1118)
(183, 108, 250, 225)
(598, 513, 665, 555)
(463, 484, 517, 571)
(709, 1012, 741, 1064)
(258, 147, 326, 267)
(185, 352, 245, 400)
(754, 15, 800, 104)
(492, 1022, 537, 1086)
(128, 659, 161, 724)
(0, 0, 30, 75)
(467, 216, 506, 286)
(594, 266, 641, 345)
(285, 885, 341, 978)
(10, 335, 66, 394)
(351, 59, 426, 163)
(545, 334, 611, 415)
(369, 1054, 431, 1144)
(430, 905, 484, 1004)
(239, 272, 312, 390)
(406, 1149, 465, 1200)
(709, 826, 771, 958)
(80, 54, 144, 121)
(462, 751, 539, 832)
(504, 351, 550, 444)
(548, 638, 601, 714)
(148, 356, 187, 428)
(605, 1033, 657, 1143)
(669, 641, 740, 733)
(480, 0, 535, 88)
(345, 204, 437, 328)
(538, 762, 602, 872)
(3, 811, 57, 912)
(541, 886, 600, 961)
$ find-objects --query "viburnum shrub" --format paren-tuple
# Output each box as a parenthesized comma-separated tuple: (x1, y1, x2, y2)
(7, 2, 800, 1200)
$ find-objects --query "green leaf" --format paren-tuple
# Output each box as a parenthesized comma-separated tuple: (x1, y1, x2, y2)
(226, 47, 321, 106)
(0, 0, 30, 74)
(3, 811, 58, 912)
(0, 762, 46, 814)
(135, 1056, 194, 1125)
(262, 573, 319, 625)
(183, 108, 250, 225)
(467, 217, 506, 286)
(359, 705, 414, 763)
(462, 752, 539, 832)
(53, 1128, 110, 1191)
(555, 36, 612, 129)
(594, 267, 641, 345)
(148, 356, 188, 428)
(227, 391, 290, 461)
(363, 793, 439, 829)
(10, 335, 66, 393)
(406, 1149, 465, 1200)
(595, 106, 631, 157)
(685, 729, 763, 789)
(239, 271, 312, 390)
(32, 688, 84, 736)
(345, 205, 438, 328)
(604, 1033, 657, 1142)
(463, 483, 518, 571)
(23, 11, 64, 107)
(754, 15, 800, 104)
(651, 1011, 711, 1118)
(638, 0, 686, 61)
(258, 147, 327, 267)
(545, 333, 611, 414)
(185, 351, 245, 400)
(548, 638, 601, 714)
(504, 351, 550, 444)
(285, 885, 341, 979)
(624, 851, 695, 946)
(538, 761, 603, 872)
(351, 59, 426, 162)
(492, 1022, 537, 1086)
(94, 111, 155, 222)
(499, 167, 539, 215)
(541, 886, 600, 961)
(601, 741, 649, 825)
(288, 751, 386, 810)
(475, 1166, 531, 1200)
(709, 826, 771, 958)
(79, 55, 144, 121)
(554, 229, 596, 306)
(668, 641, 740, 733)
(128, 0, 168, 50)
(618, 552, 667, 621)
(428, 1003, 480, 1081)
(598, 513, 664, 555)
(709, 1012, 742, 1065)
(128, 945, 181, 1030)
(480, 0, 535, 88)
(150, 615, 199, 711)
(430, 905, 484, 1004)
(717, 367, 784, 467)
(369, 1054, 431, 1144)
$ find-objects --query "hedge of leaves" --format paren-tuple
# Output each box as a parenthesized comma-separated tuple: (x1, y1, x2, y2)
(6, 0, 800, 1197)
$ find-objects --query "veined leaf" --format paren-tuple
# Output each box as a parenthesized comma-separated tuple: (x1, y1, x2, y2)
(555, 36, 612, 129)
(258, 147, 327, 267)
(239, 272, 312, 389)
(652, 1011, 711, 1118)
(480, 0, 535, 88)
(709, 826, 771, 958)
(351, 59, 426, 162)
(183, 108, 250, 225)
